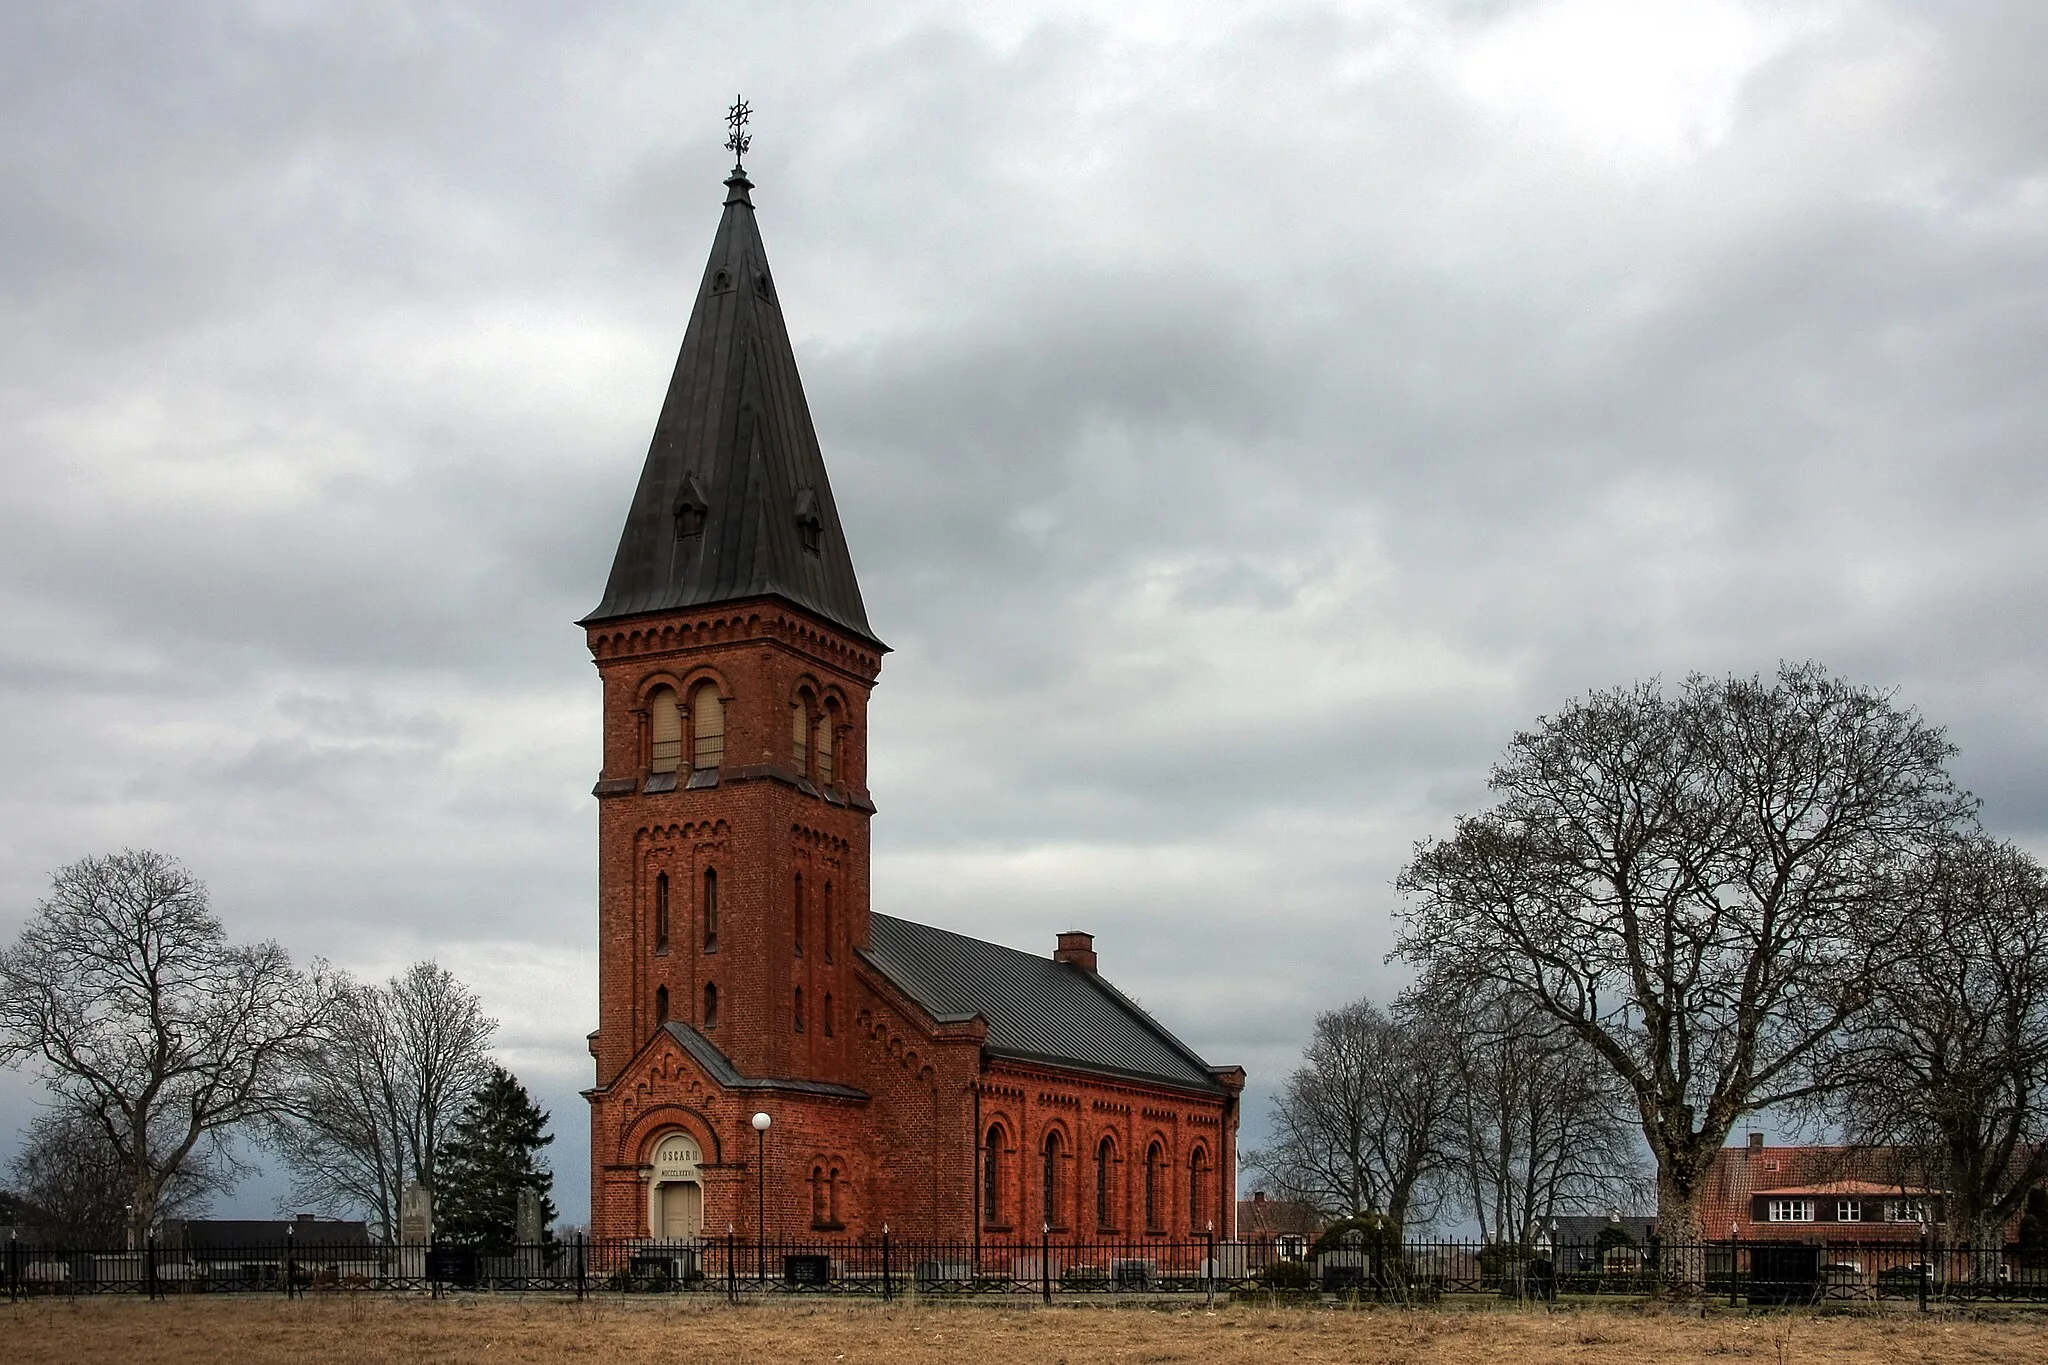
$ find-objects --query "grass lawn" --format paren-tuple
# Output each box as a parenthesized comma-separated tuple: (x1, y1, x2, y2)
(5, 1295, 2046, 1364)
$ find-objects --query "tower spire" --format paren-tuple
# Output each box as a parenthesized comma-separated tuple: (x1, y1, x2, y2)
(584, 119, 879, 647)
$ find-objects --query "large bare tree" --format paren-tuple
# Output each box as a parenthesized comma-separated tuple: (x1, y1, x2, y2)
(1822, 835, 2048, 1262)
(0, 851, 333, 1241)
(1246, 998, 1457, 1229)
(1395, 665, 1973, 1248)
(1414, 982, 1643, 1246)
(268, 961, 496, 1238)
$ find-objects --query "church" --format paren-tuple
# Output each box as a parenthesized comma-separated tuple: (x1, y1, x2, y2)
(579, 142, 1244, 1246)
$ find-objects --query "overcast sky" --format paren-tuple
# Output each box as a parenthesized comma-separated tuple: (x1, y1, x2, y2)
(3, 1, 2044, 1226)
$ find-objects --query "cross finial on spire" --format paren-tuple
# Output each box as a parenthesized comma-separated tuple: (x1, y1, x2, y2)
(724, 96, 752, 170)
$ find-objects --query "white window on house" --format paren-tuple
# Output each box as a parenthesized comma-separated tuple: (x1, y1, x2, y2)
(1885, 1199, 1928, 1223)
(1837, 1201, 1862, 1222)
(1767, 1199, 1815, 1223)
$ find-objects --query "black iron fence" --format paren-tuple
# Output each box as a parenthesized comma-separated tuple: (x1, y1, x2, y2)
(7, 1232, 2046, 1305)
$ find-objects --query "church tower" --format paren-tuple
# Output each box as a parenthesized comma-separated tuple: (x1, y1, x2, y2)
(581, 153, 885, 1104)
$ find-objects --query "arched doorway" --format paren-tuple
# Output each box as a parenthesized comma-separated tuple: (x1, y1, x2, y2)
(647, 1132, 704, 1241)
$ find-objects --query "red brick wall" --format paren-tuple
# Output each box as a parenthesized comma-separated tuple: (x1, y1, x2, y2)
(582, 598, 1239, 1245)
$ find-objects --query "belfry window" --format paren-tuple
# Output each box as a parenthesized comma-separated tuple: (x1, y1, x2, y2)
(815, 703, 836, 785)
(791, 693, 810, 772)
(690, 682, 724, 771)
(654, 872, 670, 953)
(648, 687, 682, 774)
(702, 982, 719, 1028)
(703, 868, 719, 951)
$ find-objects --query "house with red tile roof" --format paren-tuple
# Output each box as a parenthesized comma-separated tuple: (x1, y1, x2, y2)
(1701, 1133, 1953, 1243)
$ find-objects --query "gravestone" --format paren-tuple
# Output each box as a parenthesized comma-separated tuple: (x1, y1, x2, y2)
(399, 1181, 433, 1280)
(516, 1187, 544, 1252)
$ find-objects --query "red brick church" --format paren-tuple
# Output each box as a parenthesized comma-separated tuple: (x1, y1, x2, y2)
(579, 154, 1244, 1245)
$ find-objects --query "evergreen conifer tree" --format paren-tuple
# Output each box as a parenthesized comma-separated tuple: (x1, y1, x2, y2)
(432, 1063, 554, 1248)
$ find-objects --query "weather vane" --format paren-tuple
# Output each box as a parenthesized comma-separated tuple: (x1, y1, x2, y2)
(725, 96, 752, 170)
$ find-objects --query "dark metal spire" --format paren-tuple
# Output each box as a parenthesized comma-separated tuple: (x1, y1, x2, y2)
(582, 136, 880, 645)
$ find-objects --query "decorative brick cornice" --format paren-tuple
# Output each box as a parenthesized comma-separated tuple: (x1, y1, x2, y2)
(587, 598, 883, 682)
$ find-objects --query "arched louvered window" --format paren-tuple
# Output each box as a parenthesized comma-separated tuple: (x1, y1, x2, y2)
(702, 982, 719, 1028)
(1042, 1130, 1064, 1229)
(1145, 1143, 1165, 1232)
(648, 686, 682, 774)
(815, 702, 837, 786)
(983, 1124, 1006, 1227)
(790, 692, 810, 771)
(1096, 1137, 1118, 1230)
(703, 868, 718, 950)
(690, 682, 724, 771)
(654, 872, 669, 953)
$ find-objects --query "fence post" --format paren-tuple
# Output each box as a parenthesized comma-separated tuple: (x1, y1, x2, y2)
(575, 1232, 586, 1301)
(1205, 1224, 1216, 1310)
(286, 1226, 296, 1301)
(1920, 1222, 1931, 1312)
(1728, 1234, 1739, 1309)
(1040, 1224, 1052, 1305)
(726, 1227, 737, 1304)
(146, 1232, 158, 1301)
(7, 1231, 16, 1304)
(881, 1225, 892, 1304)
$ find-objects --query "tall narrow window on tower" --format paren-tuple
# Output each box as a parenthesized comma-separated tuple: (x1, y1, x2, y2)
(793, 873, 804, 956)
(690, 682, 724, 771)
(822, 882, 834, 963)
(702, 982, 719, 1028)
(649, 686, 682, 774)
(654, 872, 670, 953)
(791, 692, 810, 772)
(702, 868, 719, 950)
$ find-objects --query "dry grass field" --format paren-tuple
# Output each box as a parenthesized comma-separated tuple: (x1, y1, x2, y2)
(5, 1297, 2047, 1365)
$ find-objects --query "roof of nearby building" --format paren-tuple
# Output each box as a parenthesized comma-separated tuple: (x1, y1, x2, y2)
(584, 166, 879, 646)
(1752, 1180, 1939, 1198)
(861, 914, 1226, 1095)
(664, 1021, 869, 1100)
(1698, 1143, 1955, 1236)
(1548, 1214, 1658, 1247)
(161, 1217, 370, 1251)
(1236, 1194, 1322, 1239)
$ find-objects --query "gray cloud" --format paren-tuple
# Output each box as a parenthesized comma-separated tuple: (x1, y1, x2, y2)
(3, 1, 2044, 1224)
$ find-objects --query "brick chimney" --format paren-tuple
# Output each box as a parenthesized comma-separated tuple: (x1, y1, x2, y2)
(1747, 1131, 1765, 1155)
(1054, 930, 1097, 973)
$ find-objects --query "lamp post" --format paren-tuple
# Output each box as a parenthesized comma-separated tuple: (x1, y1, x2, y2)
(752, 1111, 772, 1282)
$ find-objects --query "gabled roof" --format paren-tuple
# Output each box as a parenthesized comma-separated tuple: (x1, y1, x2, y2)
(861, 913, 1225, 1095)
(663, 1020, 869, 1100)
(584, 167, 879, 646)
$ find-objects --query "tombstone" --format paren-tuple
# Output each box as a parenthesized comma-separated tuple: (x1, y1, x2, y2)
(399, 1181, 433, 1280)
(515, 1187, 544, 1249)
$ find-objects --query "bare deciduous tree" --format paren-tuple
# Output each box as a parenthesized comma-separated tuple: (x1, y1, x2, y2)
(7, 1105, 218, 1246)
(1822, 835, 2048, 1262)
(268, 961, 496, 1237)
(1395, 665, 1973, 1248)
(1246, 999, 1456, 1229)
(0, 850, 333, 1241)
(1416, 982, 1644, 1246)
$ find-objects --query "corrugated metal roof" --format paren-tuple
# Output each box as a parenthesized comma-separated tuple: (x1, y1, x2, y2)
(584, 169, 879, 646)
(862, 914, 1224, 1095)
